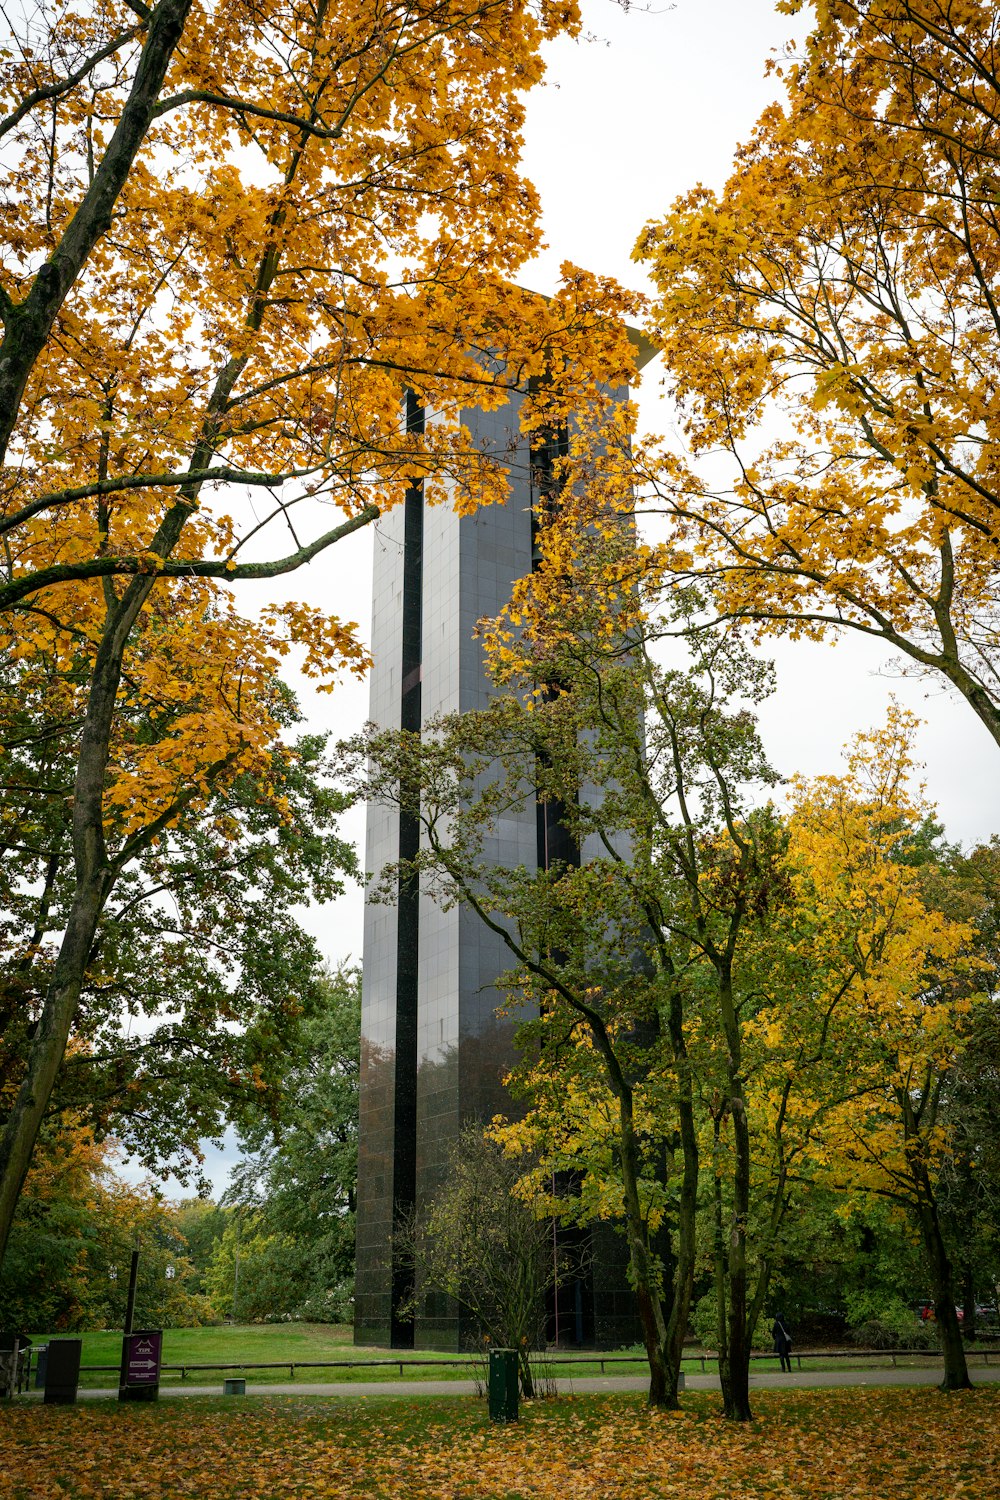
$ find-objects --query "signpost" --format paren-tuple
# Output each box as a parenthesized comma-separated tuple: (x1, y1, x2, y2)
(119, 1330, 162, 1402)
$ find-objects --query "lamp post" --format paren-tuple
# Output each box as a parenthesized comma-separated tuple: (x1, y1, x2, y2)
(117, 1249, 140, 1399)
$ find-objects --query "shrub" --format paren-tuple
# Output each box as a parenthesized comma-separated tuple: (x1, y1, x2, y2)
(845, 1293, 938, 1350)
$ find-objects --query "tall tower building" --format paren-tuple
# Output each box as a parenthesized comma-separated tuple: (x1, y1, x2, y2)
(354, 355, 651, 1350)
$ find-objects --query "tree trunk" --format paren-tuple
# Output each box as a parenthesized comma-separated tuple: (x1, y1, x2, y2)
(719, 967, 754, 1422)
(931, 607, 1000, 757)
(935, 1294, 971, 1392)
(615, 1089, 673, 1407)
(897, 1091, 972, 1393)
(636, 1282, 670, 1407)
(0, 583, 151, 1259)
(711, 1122, 734, 1416)
(518, 1348, 535, 1399)
(924, 1197, 972, 1391)
(725, 1130, 754, 1423)
(664, 985, 699, 1400)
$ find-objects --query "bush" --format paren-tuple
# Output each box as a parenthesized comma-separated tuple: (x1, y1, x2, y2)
(844, 1293, 938, 1350)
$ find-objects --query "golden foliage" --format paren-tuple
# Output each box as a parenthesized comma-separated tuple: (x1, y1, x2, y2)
(635, 0, 1000, 742)
(741, 709, 987, 1216)
(0, 0, 641, 683)
(0, 0, 641, 836)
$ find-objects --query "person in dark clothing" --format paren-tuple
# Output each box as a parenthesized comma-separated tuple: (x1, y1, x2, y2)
(772, 1313, 793, 1372)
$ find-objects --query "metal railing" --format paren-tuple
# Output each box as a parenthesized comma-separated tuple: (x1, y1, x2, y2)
(22, 1342, 999, 1388)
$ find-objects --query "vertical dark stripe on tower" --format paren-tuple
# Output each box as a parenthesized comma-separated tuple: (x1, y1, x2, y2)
(529, 405, 578, 875)
(528, 388, 569, 570)
(390, 390, 424, 1347)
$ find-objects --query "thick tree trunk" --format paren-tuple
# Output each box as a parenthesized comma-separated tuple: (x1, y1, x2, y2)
(615, 1089, 674, 1407)
(897, 1090, 972, 1393)
(0, 582, 152, 1260)
(935, 1294, 971, 1391)
(724, 1134, 754, 1423)
(920, 1193, 972, 1391)
(721, 1123, 754, 1422)
(635, 1282, 670, 1407)
(0, 878, 108, 1256)
(955, 674, 1000, 757)
(711, 1129, 734, 1416)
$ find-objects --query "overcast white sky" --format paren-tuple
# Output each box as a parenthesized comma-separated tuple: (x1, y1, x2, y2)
(154, 0, 1000, 1196)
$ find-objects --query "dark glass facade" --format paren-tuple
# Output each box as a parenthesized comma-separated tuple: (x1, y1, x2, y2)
(354, 389, 641, 1351)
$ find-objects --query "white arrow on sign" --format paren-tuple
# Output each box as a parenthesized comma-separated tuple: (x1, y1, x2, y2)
(130, 1360, 157, 1370)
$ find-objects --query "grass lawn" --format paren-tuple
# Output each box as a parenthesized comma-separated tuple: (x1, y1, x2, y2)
(1, 1386, 997, 1498)
(27, 1325, 482, 1388)
(25, 1323, 980, 1389)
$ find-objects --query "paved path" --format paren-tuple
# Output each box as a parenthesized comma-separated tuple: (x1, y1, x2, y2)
(30, 1364, 1000, 1402)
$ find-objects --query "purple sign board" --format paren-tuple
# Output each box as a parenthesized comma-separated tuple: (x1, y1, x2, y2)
(123, 1330, 162, 1389)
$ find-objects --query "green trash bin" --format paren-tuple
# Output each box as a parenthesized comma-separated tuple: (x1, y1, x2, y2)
(488, 1348, 519, 1423)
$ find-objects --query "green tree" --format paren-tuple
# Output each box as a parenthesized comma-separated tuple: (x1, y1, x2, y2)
(1, 672, 354, 1185)
(174, 1199, 229, 1298)
(401, 1126, 558, 1398)
(348, 541, 791, 1414)
(486, 535, 796, 1424)
(0, 1118, 209, 1332)
(214, 966, 361, 1321)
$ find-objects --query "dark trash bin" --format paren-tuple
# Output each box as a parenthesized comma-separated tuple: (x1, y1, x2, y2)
(34, 1345, 48, 1391)
(44, 1339, 82, 1405)
(488, 1348, 519, 1423)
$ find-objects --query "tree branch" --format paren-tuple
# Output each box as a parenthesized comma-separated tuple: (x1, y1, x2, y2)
(0, 503, 379, 611)
(0, 463, 335, 540)
(0, 23, 145, 144)
(151, 88, 344, 139)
